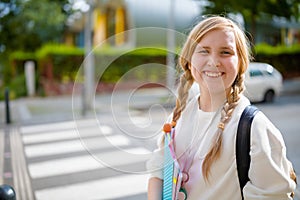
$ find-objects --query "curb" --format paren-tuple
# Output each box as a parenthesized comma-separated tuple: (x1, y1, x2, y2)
(10, 127, 34, 200)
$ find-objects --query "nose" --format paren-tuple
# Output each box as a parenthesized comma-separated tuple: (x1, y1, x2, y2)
(208, 54, 220, 67)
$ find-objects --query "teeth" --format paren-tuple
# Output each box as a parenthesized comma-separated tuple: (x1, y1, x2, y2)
(204, 71, 222, 78)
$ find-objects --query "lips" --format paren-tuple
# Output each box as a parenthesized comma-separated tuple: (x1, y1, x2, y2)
(203, 71, 223, 78)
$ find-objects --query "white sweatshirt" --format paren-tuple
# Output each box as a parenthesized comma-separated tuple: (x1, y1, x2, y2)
(147, 95, 296, 199)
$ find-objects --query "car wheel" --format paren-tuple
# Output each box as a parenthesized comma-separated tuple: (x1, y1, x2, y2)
(264, 90, 275, 102)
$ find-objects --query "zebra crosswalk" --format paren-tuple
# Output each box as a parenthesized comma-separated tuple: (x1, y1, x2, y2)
(17, 118, 157, 200)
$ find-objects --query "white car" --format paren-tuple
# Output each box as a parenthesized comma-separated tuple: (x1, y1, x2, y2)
(189, 62, 283, 103)
(244, 62, 283, 103)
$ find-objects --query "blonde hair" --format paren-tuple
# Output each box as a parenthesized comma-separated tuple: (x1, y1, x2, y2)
(172, 16, 252, 180)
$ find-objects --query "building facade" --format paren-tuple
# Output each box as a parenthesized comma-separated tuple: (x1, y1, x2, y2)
(66, 0, 202, 48)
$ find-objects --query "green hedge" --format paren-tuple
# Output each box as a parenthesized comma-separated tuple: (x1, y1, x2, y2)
(255, 43, 300, 55)
(95, 48, 167, 83)
(44, 46, 168, 83)
(3, 44, 168, 99)
(3, 43, 300, 99)
(0, 75, 27, 100)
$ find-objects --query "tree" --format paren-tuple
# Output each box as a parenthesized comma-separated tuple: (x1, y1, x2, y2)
(0, 0, 69, 54)
(203, 0, 299, 43)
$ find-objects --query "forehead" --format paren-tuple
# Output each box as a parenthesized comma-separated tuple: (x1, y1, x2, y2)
(198, 29, 236, 47)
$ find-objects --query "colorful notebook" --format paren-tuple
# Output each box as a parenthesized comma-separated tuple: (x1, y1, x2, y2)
(162, 127, 183, 200)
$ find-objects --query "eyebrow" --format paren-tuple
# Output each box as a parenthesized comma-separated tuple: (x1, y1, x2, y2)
(221, 46, 234, 49)
(196, 46, 234, 50)
(195, 46, 209, 51)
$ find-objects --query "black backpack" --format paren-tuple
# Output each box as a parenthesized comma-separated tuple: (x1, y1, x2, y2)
(236, 105, 297, 199)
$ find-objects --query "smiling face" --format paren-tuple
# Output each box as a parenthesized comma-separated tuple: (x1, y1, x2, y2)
(190, 29, 239, 96)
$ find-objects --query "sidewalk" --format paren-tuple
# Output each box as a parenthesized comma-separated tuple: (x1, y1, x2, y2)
(0, 87, 173, 126)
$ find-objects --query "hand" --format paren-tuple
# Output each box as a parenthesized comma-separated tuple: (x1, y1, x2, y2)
(177, 188, 187, 200)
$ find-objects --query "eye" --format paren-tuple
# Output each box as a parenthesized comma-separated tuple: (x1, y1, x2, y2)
(221, 50, 234, 56)
(197, 49, 209, 54)
(221, 51, 230, 54)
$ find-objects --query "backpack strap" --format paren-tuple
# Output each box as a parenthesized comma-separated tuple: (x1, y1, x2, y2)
(236, 105, 259, 199)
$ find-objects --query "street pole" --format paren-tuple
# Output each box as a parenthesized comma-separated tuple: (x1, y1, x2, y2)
(167, 0, 176, 91)
(4, 88, 11, 124)
(83, 1, 95, 115)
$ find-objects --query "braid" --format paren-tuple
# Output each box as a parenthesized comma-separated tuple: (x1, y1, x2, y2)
(159, 70, 193, 148)
(172, 70, 194, 123)
(202, 73, 245, 180)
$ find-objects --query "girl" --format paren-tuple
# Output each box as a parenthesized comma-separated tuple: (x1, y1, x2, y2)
(147, 16, 296, 199)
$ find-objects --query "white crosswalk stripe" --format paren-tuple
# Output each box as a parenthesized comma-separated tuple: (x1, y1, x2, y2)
(28, 147, 151, 179)
(20, 119, 100, 134)
(22, 126, 112, 144)
(19, 118, 153, 200)
(35, 174, 148, 200)
(24, 135, 131, 158)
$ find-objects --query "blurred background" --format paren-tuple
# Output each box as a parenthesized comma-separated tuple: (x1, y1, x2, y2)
(0, 0, 300, 199)
(0, 0, 299, 99)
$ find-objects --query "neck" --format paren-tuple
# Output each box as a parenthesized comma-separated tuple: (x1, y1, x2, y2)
(199, 91, 227, 112)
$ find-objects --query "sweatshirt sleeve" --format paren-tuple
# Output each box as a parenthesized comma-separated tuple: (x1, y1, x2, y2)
(146, 144, 164, 179)
(146, 114, 174, 180)
(243, 112, 296, 200)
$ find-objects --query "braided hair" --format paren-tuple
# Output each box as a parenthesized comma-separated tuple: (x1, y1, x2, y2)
(171, 16, 251, 180)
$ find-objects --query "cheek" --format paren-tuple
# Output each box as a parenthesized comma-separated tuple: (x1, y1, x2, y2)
(191, 67, 198, 77)
(191, 55, 205, 68)
(224, 59, 239, 86)
(190, 66, 202, 82)
(227, 64, 238, 76)
(225, 57, 239, 74)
